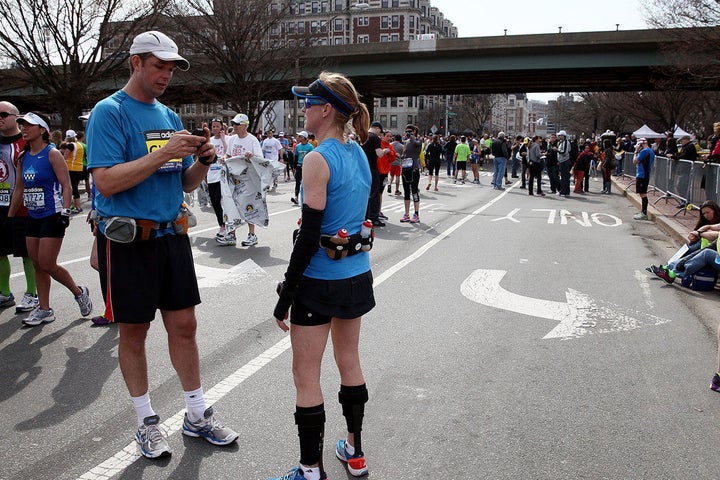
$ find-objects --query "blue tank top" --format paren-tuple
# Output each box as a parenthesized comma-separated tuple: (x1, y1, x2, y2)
(303, 138, 372, 280)
(21, 145, 63, 219)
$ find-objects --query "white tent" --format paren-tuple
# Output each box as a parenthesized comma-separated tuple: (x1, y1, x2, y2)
(671, 124, 694, 139)
(633, 124, 664, 139)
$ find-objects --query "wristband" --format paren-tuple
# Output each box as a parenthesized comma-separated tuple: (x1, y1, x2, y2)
(61, 208, 72, 216)
(198, 154, 217, 166)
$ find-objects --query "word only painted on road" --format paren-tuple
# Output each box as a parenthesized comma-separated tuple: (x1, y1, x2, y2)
(492, 208, 622, 227)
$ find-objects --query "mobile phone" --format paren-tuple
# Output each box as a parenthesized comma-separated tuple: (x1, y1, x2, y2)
(191, 128, 207, 143)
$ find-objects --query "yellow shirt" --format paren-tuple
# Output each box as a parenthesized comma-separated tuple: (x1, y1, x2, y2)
(66, 141, 84, 172)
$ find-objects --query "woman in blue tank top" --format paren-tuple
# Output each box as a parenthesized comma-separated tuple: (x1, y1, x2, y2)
(268, 72, 375, 480)
(8, 112, 92, 326)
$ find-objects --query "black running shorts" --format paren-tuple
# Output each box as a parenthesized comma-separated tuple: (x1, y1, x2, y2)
(635, 177, 650, 194)
(291, 270, 375, 326)
(97, 232, 201, 323)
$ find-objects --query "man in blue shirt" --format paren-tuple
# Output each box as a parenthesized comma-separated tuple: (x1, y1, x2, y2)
(633, 138, 655, 220)
(87, 30, 237, 460)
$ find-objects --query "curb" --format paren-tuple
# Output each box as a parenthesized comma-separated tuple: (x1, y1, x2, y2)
(611, 176, 689, 245)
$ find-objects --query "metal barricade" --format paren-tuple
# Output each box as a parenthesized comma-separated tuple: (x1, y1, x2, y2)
(692, 162, 720, 206)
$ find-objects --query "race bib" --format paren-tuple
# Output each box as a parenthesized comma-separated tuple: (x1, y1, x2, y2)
(0, 185, 10, 207)
(145, 130, 183, 173)
(23, 187, 45, 209)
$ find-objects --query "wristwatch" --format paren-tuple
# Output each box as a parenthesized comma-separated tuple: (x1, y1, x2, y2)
(61, 208, 72, 216)
(198, 154, 217, 166)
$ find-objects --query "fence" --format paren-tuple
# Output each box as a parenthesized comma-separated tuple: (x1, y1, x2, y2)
(618, 152, 720, 214)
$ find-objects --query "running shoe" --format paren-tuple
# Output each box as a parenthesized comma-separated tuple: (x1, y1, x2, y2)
(387, 185, 391, 193)
(426, 183, 431, 190)
(645, 265, 659, 275)
(378, 212, 388, 220)
(182, 406, 238, 446)
(394, 190, 402, 196)
(15, 293, 38, 313)
(0, 292, 15, 308)
(410, 212, 420, 223)
(291, 197, 299, 205)
(336, 439, 369, 477)
(91, 315, 112, 326)
(216, 232, 236, 246)
(400, 213, 410, 223)
(136, 415, 171, 459)
(633, 212, 649, 220)
(266, 466, 327, 480)
(655, 266, 675, 284)
(75, 285, 93, 317)
(711, 373, 720, 392)
(241, 234, 258, 246)
(23, 308, 55, 327)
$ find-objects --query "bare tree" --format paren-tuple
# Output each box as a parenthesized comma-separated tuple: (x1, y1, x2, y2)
(455, 94, 498, 136)
(0, 0, 167, 130)
(644, 0, 720, 84)
(166, 0, 317, 132)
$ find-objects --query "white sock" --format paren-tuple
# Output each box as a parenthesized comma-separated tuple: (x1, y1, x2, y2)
(300, 464, 321, 480)
(183, 387, 206, 422)
(344, 440, 355, 456)
(131, 392, 155, 427)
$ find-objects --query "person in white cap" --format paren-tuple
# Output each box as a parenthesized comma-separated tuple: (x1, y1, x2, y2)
(86, 30, 237, 460)
(221, 113, 263, 246)
(555, 130, 572, 196)
(8, 111, 93, 326)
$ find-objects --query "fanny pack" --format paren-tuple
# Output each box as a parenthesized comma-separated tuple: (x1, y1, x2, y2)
(103, 204, 197, 243)
(320, 232, 371, 260)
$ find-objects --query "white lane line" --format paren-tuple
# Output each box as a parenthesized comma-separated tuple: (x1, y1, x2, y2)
(78, 186, 513, 479)
(634, 269, 655, 309)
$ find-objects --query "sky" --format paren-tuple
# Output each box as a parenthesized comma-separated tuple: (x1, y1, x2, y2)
(438, 0, 650, 101)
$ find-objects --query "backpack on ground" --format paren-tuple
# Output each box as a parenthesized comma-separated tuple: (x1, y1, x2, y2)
(680, 268, 718, 291)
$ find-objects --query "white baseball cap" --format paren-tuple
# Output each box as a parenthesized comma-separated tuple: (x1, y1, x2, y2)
(129, 31, 190, 71)
(65, 129, 77, 138)
(297, 131, 308, 138)
(230, 113, 249, 125)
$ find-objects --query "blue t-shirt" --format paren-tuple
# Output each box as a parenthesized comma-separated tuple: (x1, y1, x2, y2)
(86, 90, 193, 224)
(295, 142, 314, 166)
(21, 144, 63, 219)
(302, 138, 371, 281)
(636, 147, 655, 179)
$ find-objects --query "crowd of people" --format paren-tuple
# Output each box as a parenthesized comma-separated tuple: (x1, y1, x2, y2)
(4, 28, 720, 480)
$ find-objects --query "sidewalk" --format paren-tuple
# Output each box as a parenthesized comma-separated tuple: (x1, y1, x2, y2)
(611, 175, 697, 244)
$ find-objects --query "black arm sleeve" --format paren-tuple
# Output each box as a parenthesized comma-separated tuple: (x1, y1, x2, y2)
(284, 204, 324, 289)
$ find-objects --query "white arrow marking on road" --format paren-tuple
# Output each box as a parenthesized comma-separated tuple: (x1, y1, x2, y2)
(194, 259, 268, 288)
(460, 269, 672, 339)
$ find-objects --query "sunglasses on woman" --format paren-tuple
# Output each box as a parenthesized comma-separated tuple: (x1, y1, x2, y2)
(304, 98, 327, 109)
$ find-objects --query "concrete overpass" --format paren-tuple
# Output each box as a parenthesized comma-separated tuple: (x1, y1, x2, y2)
(1, 27, 714, 111)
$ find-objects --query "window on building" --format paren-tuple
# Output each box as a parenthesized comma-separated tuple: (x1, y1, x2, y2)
(390, 115, 397, 128)
(391, 97, 398, 107)
(409, 15, 414, 28)
(381, 16, 389, 28)
(392, 0, 398, 6)
(380, 115, 387, 127)
(271, 24, 279, 35)
(334, 0, 343, 10)
(334, 18, 343, 31)
(320, 20, 327, 33)
(390, 33, 399, 41)
(358, 16, 369, 26)
(311, 20, 318, 33)
(380, 34, 389, 42)
(419, 97, 425, 109)
(288, 22, 296, 33)
(391, 15, 399, 28)
(381, 0, 388, 7)
(312, 2, 319, 13)
(407, 115, 413, 126)
(321, 1, 328, 12)
(334, 37, 344, 45)
(299, 3, 305, 14)
(357, 34, 369, 43)
(298, 21, 306, 33)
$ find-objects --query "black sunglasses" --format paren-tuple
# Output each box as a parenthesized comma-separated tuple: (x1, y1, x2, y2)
(0, 112, 17, 118)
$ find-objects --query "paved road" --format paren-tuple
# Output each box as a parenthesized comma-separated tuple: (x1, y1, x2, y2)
(2, 172, 719, 480)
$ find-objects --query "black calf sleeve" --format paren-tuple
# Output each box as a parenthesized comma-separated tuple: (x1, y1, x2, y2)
(339, 384, 369, 456)
(642, 197, 648, 214)
(295, 404, 326, 469)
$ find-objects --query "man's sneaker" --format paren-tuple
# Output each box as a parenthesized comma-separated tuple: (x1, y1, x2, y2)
(91, 315, 112, 326)
(336, 439, 369, 477)
(387, 185, 391, 193)
(241, 234, 258, 247)
(655, 267, 675, 284)
(378, 211, 388, 220)
(0, 292, 15, 308)
(23, 308, 55, 326)
(75, 285, 93, 317)
(15, 293, 38, 313)
(136, 415, 171, 459)
(182, 406, 238, 446)
(711, 373, 720, 392)
(410, 212, 420, 223)
(216, 232, 236, 246)
(291, 197, 299, 205)
(400, 213, 410, 223)
(646, 265, 660, 275)
(267, 466, 327, 480)
(633, 212, 649, 220)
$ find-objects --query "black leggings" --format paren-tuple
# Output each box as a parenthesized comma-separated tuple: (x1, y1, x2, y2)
(69, 171, 84, 199)
(402, 168, 420, 201)
(294, 165, 303, 199)
(208, 182, 223, 227)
